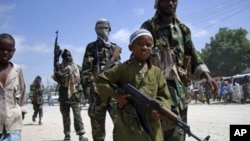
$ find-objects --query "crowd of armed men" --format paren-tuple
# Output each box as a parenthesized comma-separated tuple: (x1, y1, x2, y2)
(2, 0, 227, 141)
(49, 0, 219, 141)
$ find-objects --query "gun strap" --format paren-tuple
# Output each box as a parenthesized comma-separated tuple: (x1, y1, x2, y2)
(172, 65, 181, 82)
(110, 45, 121, 62)
(95, 41, 100, 74)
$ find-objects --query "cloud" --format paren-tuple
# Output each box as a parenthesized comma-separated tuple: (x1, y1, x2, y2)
(133, 8, 145, 16)
(18, 64, 27, 70)
(209, 19, 219, 25)
(13, 35, 26, 53)
(0, 3, 15, 29)
(192, 29, 207, 38)
(0, 3, 15, 14)
(13, 34, 52, 54)
(0, 20, 10, 29)
(74, 46, 85, 53)
(186, 23, 208, 38)
(29, 43, 53, 53)
(13, 33, 85, 66)
(14, 35, 52, 53)
(189, 19, 220, 38)
(111, 28, 130, 44)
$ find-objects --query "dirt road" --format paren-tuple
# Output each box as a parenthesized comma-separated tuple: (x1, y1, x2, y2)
(22, 100, 250, 141)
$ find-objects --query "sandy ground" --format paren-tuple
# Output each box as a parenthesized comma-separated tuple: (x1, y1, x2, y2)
(22, 100, 250, 141)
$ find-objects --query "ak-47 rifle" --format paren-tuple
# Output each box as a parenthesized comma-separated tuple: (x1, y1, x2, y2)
(110, 83, 210, 141)
(54, 30, 62, 72)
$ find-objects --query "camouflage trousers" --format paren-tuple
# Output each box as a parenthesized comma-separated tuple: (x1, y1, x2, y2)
(162, 80, 189, 141)
(32, 102, 43, 120)
(88, 93, 117, 141)
(59, 101, 85, 136)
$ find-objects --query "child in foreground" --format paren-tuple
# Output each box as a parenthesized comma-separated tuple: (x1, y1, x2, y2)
(95, 29, 172, 141)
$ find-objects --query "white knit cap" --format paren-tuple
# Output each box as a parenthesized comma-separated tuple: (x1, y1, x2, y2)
(129, 28, 153, 45)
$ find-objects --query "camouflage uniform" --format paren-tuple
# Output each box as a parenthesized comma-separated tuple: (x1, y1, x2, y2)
(203, 81, 211, 104)
(30, 76, 44, 125)
(141, 11, 211, 141)
(81, 38, 120, 141)
(95, 58, 172, 141)
(52, 49, 85, 140)
(242, 76, 250, 103)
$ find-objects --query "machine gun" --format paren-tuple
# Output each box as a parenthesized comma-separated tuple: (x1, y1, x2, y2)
(110, 83, 210, 141)
(54, 30, 62, 72)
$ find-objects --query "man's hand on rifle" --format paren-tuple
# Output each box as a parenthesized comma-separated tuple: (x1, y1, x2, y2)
(112, 93, 130, 108)
(151, 110, 161, 120)
(93, 86, 98, 94)
(151, 110, 174, 125)
(55, 62, 60, 71)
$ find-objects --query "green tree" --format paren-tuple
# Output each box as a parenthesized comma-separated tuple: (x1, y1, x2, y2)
(200, 27, 250, 76)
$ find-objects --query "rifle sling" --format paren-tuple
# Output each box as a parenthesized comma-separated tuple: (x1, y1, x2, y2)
(110, 45, 121, 62)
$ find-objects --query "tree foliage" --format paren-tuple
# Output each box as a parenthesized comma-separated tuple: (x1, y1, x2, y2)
(200, 27, 250, 77)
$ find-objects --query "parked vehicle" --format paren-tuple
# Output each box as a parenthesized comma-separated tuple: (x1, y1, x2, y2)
(48, 92, 59, 106)
(231, 73, 250, 102)
(218, 73, 250, 103)
(42, 93, 49, 103)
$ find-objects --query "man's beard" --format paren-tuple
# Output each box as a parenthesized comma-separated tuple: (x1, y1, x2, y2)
(159, 9, 175, 17)
(158, 5, 176, 17)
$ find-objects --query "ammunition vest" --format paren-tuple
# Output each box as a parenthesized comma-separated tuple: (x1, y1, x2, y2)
(149, 20, 191, 80)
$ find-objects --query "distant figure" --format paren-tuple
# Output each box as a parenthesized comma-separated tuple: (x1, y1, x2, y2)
(30, 75, 44, 125)
(47, 92, 53, 106)
(203, 81, 212, 104)
(0, 33, 27, 140)
(227, 80, 233, 103)
(233, 79, 241, 103)
(52, 49, 85, 141)
(218, 81, 226, 102)
(242, 75, 250, 103)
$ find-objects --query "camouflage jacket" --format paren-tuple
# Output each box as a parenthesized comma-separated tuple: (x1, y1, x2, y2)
(243, 82, 250, 93)
(141, 13, 210, 82)
(81, 39, 121, 88)
(29, 82, 44, 98)
(53, 61, 83, 101)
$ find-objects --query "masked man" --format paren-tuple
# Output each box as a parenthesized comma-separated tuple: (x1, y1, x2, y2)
(81, 18, 121, 141)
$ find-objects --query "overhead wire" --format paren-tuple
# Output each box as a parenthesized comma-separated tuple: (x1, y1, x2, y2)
(197, 4, 250, 32)
(21, 0, 250, 66)
(181, 1, 236, 22)
(179, 0, 250, 34)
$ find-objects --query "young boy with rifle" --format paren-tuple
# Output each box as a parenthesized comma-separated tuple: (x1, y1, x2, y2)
(95, 29, 172, 141)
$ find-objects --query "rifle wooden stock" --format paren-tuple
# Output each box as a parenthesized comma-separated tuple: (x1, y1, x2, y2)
(110, 83, 210, 141)
(178, 55, 191, 86)
(103, 45, 121, 71)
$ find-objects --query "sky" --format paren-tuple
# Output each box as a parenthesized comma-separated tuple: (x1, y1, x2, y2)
(1, 0, 250, 93)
